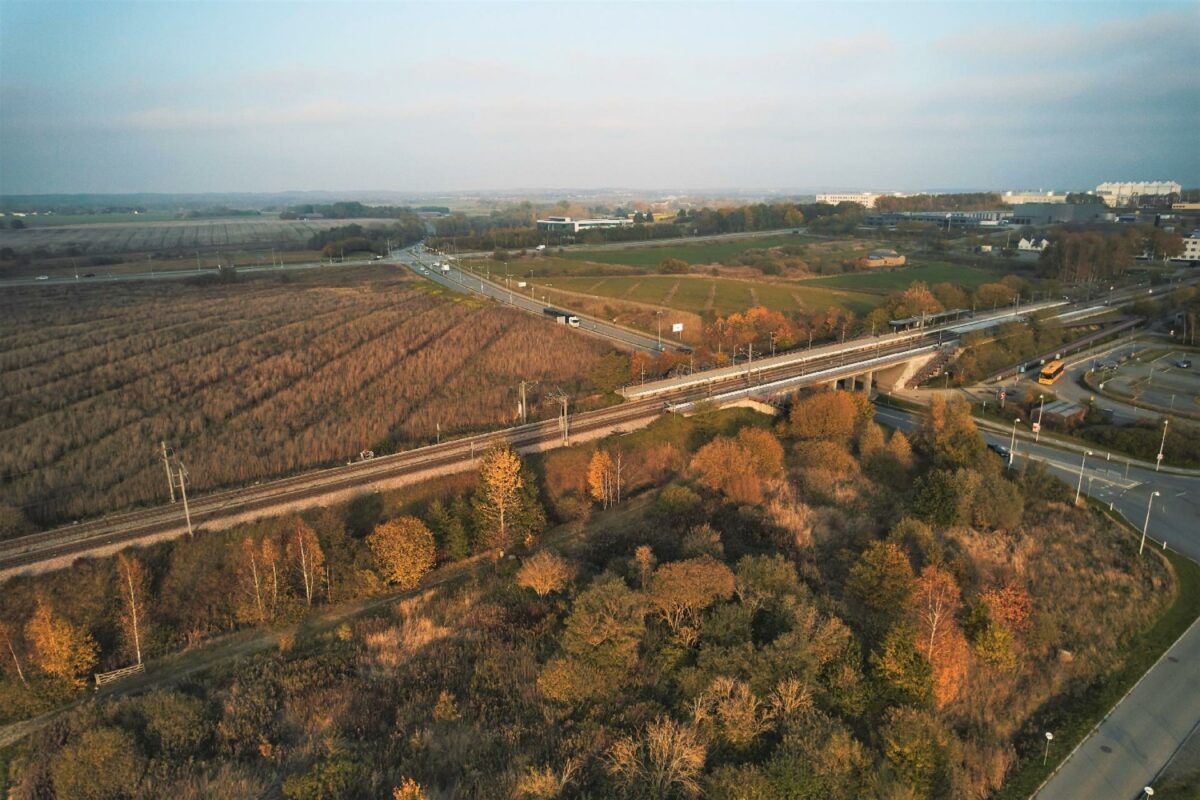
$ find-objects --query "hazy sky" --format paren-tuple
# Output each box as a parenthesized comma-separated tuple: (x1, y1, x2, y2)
(1, 0, 1197, 194)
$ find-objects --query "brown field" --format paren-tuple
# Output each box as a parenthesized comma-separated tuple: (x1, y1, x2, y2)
(0, 217, 393, 257)
(0, 266, 608, 525)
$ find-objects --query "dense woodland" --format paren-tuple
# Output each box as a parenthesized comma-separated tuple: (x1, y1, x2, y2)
(0, 394, 1174, 799)
(0, 268, 609, 529)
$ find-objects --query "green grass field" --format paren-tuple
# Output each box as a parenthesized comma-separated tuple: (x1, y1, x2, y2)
(543, 274, 878, 316)
(808, 261, 1001, 292)
(558, 233, 814, 268)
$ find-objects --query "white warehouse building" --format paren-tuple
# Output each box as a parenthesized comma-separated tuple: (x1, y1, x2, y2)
(1095, 181, 1181, 207)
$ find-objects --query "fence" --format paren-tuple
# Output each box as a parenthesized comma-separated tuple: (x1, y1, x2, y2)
(94, 662, 145, 689)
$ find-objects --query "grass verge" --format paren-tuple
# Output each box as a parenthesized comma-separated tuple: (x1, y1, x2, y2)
(995, 506, 1200, 799)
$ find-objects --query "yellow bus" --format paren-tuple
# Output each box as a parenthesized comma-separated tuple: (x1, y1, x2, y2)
(1038, 360, 1065, 385)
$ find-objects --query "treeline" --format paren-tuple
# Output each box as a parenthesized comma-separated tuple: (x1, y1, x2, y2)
(1039, 226, 1183, 283)
(427, 201, 866, 251)
(281, 201, 422, 220)
(874, 193, 1005, 212)
(306, 221, 426, 257)
(0, 395, 1171, 798)
(184, 206, 261, 219)
(0, 271, 607, 526)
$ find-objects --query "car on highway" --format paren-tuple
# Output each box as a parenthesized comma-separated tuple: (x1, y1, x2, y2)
(83, 272, 95, 278)
(35, 275, 49, 280)
(987, 442, 1010, 460)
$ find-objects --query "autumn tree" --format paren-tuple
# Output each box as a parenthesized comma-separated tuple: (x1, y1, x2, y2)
(368, 516, 437, 589)
(474, 443, 543, 550)
(260, 535, 283, 617)
(790, 390, 872, 441)
(25, 598, 98, 686)
(689, 428, 784, 504)
(588, 448, 624, 508)
(115, 553, 149, 665)
(236, 537, 269, 625)
(516, 550, 576, 597)
(649, 557, 735, 643)
(916, 395, 984, 470)
(393, 778, 429, 800)
(607, 716, 707, 798)
(285, 517, 325, 607)
(909, 565, 969, 707)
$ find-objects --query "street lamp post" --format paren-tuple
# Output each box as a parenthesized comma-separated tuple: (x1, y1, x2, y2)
(1043, 731, 1053, 766)
(1008, 418, 1021, 468)
(1156, 419, 1168, 472)
(1140, 491, 1161, 555)
(1035, 394, 1045, 442)
(1075, 450, 1094, 504)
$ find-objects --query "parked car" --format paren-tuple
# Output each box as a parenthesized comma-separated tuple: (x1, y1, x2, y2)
(1177, 359, 1192, 369)
(987, 442, 1010, 460)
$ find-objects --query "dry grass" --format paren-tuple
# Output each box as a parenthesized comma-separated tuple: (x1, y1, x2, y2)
(0, 268, 608, 524)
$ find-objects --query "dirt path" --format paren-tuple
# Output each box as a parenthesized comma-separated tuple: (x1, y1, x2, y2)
(0, 555, 489, 749)
(704, 282, 717, 312)
(749, 286, 760, 306)
(623, 280, 642, 299)
(662, 281, 681, 306)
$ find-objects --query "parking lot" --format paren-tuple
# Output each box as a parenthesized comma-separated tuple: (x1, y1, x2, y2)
(1096, 348, 1200, 414)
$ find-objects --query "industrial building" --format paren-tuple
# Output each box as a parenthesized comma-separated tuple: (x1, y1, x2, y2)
(536, 216, 634, 233)
(1002, 190, 1067, 204)
(816, 192, 881, 208)
(864, 210, 1008, 228)
(1095, 181, 1181, 207)
(1010, 202, 1109, 226)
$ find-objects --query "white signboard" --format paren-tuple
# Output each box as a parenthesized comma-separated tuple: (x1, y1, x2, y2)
(1032, 422, 1040, 433)
(517, 281, 527, 288)
(671, 323, 684, 333)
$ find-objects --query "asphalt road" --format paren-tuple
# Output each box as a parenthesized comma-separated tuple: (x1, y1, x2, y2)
(395, 245, 672, 352)
(875, 406, 1200, 800)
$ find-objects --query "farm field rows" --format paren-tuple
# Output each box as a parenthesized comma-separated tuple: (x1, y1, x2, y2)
(542, 274, 878, 316)
(0, 266, 608, 526)
(557, 233, 813, 268)
(808, 261, 1003, 292)
(0, 217, 396, 256)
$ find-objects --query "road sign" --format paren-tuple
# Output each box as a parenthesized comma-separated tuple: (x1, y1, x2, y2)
(1032, 422, 1040, 433)
(671, 323, 684, 333)
(998, 389, 1006, 401)
(1157, 453, 1164, 461)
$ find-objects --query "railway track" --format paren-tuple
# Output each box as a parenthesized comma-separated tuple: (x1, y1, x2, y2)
(0, 338, 936, 576)
(10, 279, 1191, 577)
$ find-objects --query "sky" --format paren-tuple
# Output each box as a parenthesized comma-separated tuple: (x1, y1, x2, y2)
(1, 0, 1198, 195)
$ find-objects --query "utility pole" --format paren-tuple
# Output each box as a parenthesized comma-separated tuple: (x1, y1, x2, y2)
(176, 463, 194, 537)
(518, 380, 538, 425)
(547, 389, 570, 445)
(160, 441, 176, 503)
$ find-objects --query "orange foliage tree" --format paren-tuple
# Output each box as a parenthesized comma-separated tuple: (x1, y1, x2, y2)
(689, 428, 784, 504)
(909, 565, 969, 707)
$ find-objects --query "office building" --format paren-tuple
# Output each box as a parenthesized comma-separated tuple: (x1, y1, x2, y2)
(536, 216, 634, 233)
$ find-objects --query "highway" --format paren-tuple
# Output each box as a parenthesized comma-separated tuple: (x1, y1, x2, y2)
(395, 245, 673, 352)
